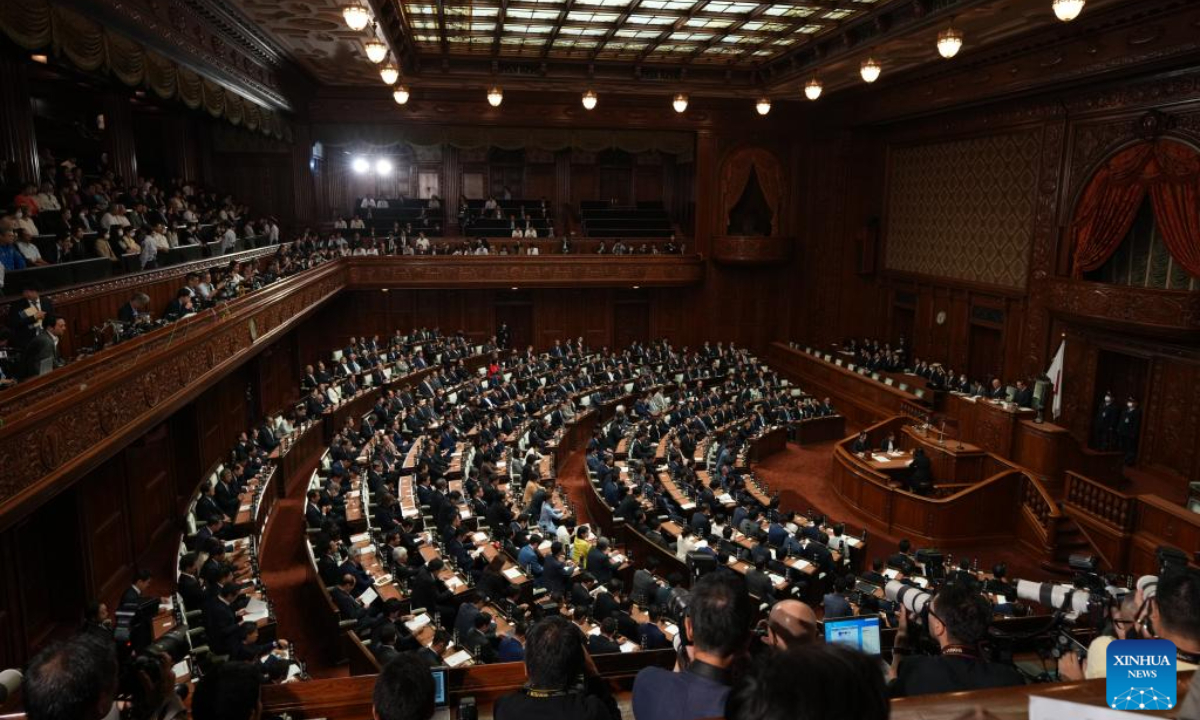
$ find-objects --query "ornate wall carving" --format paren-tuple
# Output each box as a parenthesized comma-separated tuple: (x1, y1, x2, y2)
(885, 130, 1042, 290)
(711, 236, 791, 266)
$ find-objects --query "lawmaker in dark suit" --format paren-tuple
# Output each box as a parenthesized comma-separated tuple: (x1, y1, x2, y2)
(203, 585, 243, 656)
(118, 293, 151, 324)
(588, 618, 623, 655)
(330, 574, 383, 633)
(177, 554, 205, 613)
(907, 448, 933, 495)
(22, 315, 66, 378)
(8, 288, 53, 349)
(120, 569, 154, 609)
(744, 559, 775, 603)
(1013, 380, 1034, 408)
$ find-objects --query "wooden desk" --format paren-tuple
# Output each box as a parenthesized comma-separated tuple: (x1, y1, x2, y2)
(749, 425, 787, 462)
(793, 415, 847, 445)
(943, 393, 1036, 458)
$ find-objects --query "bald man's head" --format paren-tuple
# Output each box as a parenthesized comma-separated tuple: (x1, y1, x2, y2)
(766, 600, 818, 650)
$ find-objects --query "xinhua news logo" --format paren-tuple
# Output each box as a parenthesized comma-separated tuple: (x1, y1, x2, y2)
(1106, 639, 1177, 711)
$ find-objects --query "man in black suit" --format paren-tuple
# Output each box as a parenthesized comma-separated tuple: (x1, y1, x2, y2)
(177, 553, 205, 613)
(586, 538, 617, 585)
(120, 569, 154, 608)
(305, 490, 326, 529)
(330, 574, 384, 633)
(418, 630, 450, 667)
(411, 559, 456, 628)
(889, 539, 918, 575)
(372, 623, 403, 667)
(464, 612, 498, 663)
(850, 431, 870, 455)
(588, 617, 623, 655)
(1117, 397, 1142, 465)
(8, 285, 53, 349)
(907, 448, 933, 495)
(1013, 380, 1034, 408)
(164, 288, 195, 319)
(117, 292, 151, 324)
(316, 538, 343, 587)
(22, 314, 66, 378)
(203, 583, 243, 656)
(1092, 392, 1120, 450)
(744, 557, 775, 604)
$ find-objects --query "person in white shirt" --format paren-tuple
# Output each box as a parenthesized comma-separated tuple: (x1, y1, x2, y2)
(361, 197, 376, 209)
(675, 527, 698, 561)
(349, 217, 364, 229)
(333, 217, 347, 229)
(219, 225, 237, 253)
(415, 234, 430, 252)
(523, 226, 538, 238)
(511, 227, 522, 238)
(13, 209, 39, 236)
(33, 183, 61, 212)
(101, 205, 130, 230)
(268, 220, 279, 243)
(376, 199, 389, 209)
(138, 233, 158, 269)
(526, 244, 539, 255)
(15, 231, 48, 266)
(182, 206, 199, 223)
(147, 224, 170, 251)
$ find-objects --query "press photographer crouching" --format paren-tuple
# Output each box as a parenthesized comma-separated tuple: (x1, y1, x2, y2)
(887, 579, 1025, 697)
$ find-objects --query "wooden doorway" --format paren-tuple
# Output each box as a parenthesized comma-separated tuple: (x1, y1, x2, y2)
(613, 301, 650, 349)
(967, 324, 1003, 383)
(494, 303, 533, 350)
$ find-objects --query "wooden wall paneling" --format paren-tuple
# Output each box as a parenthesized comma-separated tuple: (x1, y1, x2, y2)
(526, 163, 555, 205)
(0, 530, 22, 669)
(634, 164, 663, 204)
(16, 491, 85, 653)
(77, 456, 133, 611)
(569, 163, 598, 210)
(255, 330, 301, 417)
(169, 405, 204, 512)
(122, 423, 177, 563)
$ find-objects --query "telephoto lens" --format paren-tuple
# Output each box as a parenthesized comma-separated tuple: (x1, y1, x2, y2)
(885, 580, 932, 616)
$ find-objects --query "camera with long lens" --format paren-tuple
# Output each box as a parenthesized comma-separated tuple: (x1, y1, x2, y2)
(885, 580, 933, 621)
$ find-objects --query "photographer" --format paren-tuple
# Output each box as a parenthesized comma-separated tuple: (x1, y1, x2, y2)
(889, 581, 1024, 697)
(493, 615, 620, 720)
(1057, 592, 1139, 680)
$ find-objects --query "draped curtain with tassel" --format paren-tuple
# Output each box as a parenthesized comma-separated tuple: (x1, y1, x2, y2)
(1071, 139, 1200, 278)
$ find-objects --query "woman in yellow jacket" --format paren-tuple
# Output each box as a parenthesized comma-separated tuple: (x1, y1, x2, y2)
(572, 525, 593, 567)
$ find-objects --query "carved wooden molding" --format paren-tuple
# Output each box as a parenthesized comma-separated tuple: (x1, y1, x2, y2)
(718, 146, 785, 236)
(345, 255, 706, 288)
(711, 236, 792, 266)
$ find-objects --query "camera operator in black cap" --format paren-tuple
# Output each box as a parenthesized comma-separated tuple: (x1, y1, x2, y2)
(888, 581, 1025, 697)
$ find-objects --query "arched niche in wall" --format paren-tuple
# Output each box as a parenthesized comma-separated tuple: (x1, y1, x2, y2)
(714, 145, 791, 265)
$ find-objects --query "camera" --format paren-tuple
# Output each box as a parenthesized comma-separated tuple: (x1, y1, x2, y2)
(885, 580, 932, 618)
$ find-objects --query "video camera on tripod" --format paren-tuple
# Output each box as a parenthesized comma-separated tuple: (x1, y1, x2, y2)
(1014, 555, 1128, 626)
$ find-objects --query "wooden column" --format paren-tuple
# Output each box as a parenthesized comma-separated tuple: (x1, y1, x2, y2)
(102, 91, 138, 182)
(555, 149, 571, 233)
(0, 54, 40, 185)
(692, 130, 717, 255)
(291, 123, 318, 227)
(442, 145, 461, 233)
(163, 112, 201, 182)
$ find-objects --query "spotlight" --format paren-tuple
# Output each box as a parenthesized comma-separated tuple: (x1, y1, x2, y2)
(375, 158, 393, 176)
(352, 157, 370, 174)
(393, 85, 410, 105)
(672, 93, 688, 113)
(937, 26, 963, 58)
(860, 57, 881, 83)
(755, 97, 771, 116)
(582, 89, 598, 110)
(804, 77, 823, 101)
(1052, 0, 1085, 21)
(380, 62, 399, 85)
(487, 86, 504, 107)
(342, 1, 370, 31)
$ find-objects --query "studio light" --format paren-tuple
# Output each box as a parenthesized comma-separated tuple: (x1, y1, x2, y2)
(380, 62, 399, 85)
(582, 89, 598, 110)
(755, 97, 771, 116)
(672, 93, 688, 113)
(375, 158, 393, 176)
(352, 157, 370, 174)
(487, 86, 504, 107)
(937, 26, 963, 58)
(342, 1, 370, 31)
(860, 57, 881, 83)
(393, 85, 410, 105)
(804, 76, 823, 101)
(1052, 0, 1085, 21)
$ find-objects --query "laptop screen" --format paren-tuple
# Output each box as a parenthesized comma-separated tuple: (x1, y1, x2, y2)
(824, 616, 881, 655)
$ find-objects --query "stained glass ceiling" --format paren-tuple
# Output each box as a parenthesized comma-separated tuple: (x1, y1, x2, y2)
(401, 0, 883, 64)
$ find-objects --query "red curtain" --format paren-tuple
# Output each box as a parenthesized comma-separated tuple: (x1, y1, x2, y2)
(1147, 141, 1200, 278)
(1071, 140, 1200, 278)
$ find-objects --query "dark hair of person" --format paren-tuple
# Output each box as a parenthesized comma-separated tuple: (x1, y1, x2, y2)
(524, 615, 585, 690)
(373, 652, 436, 720)
(688, 571, 751, 657)
(192, 661, 262, 720)
(1156, 570, 1200, 643)
(726, 644, 888, 720)
(24, 632, 118, 720)
(932, 580, 992, 645)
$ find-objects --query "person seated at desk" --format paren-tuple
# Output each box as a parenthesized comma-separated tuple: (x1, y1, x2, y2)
(1013, 379, 1034, 408)
(987, 377, 1006, 400)
(889, 539, 918, 575)
(118, 292, 152, 325)
(588, 617, 623, 655)
(494, 615, 620, 720)
(640, 606, 672, 649)
(879, 432, 899, 453)
(907, 448, 933, 495)
(823, 574, 854, 618)
(850, 431, 870, 455)
(862, 558, 888, 586)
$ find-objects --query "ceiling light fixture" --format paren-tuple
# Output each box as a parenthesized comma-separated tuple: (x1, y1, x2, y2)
(380, 61, 399, 85)
(364, 28, 388, 64)
(393, 85, 410, 105)
(582, 89, 598, 110)
(755, 97, 771, 116)
(804, 76, 823, 101)
(672, 93, 689, 113)
(860, 57, 881, 83)
(937, 26, 963, 58)
(1052, 0, 1085, 21)
(487, 85, 504, 107)
(342, 1, 371, 31)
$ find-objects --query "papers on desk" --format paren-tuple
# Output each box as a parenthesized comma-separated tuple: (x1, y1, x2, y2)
(286, 663, 304, 681)
(538, 540, 553, 553)
(610, 554, 627, 565)
(789, 558, 812, 571)
(1029, 696, 1143, 720)
(444, 650, 473, 668)
(244, 598, 270, 623)
(680, 501, 696, 511)
(768, 573, 786, 586)
(587, 626, 602, 636)
(717, 493, 734, 504)
(503, 567, 525, 581)
(172, 660, 190, 680)
(405, 614, 432, 633)
(402, 507, 420, 518)
(620, 641, 640, 653)
(664, 624, 679, 638)
(459, 508, 472, 519)
(883, 568, 900, 580)
(726, 555, 739, 566)
(871, 454, 891, 463)
(239, 504, 252, 512)
(351, 532, 371, 544)
(692, 539, 709, 549)
(844, 536, 862, 548)
(358, 587, 379, 607)
(445, 576, 465, 591)
(472, 532, 489, 544)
